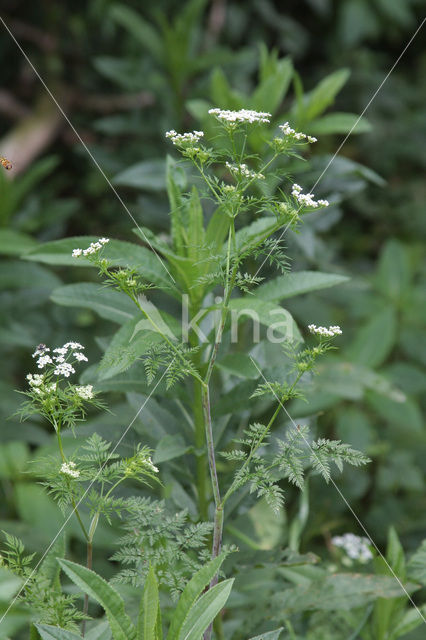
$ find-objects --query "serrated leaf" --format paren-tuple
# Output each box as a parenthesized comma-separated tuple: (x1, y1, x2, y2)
(228, 297, 302, 343)
(51, 283, 135, 324)
(178, 579, 233, 640)
(58, 559, 136, 640)
(137, 566, 159, 640)
(308, 112, 371, 135)
(35, 625, 82, 640)
(257, 271, 349, 302)
(167, 554, 226, 640)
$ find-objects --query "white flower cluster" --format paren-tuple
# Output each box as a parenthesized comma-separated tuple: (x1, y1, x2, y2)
(291, 184, 329, 208)
(72, 237, 109, 258)
(75, 385, 94, 400)
(32, 342, 86, 376)
(279, 122, 317, 143)
(146, 457, 159, 473)
(60, 461, 80, 479)
(209, 108, 271, 124)
(308, 324, 342, 337)
(332, 533, 373, 563)
(165, 130, 204, 145)
(26, 374, 57, 395)
(225, 161, 265, 180)
(27, 373, 44, 387)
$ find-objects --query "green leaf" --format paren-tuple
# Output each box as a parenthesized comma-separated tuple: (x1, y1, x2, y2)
(216, 353, 260, 379)
(0, 229, 37, 255)
(109, 5, 163, 60)
(251, 57, 293, 114)
(23, 236, 101, 266)
(347, 307, 397, 368)
(35, 625, 82, 640)
(375, 240, 411, 302)
(248, 630, 284, 640)
(167, 554, 226, 640)
(303, 69, 350, 120)
(277, 573, 417, 613)
(391, 605, 426, 639)
(257, 271, 349, 302)
(51, 283, 136, 324)
(58, 559, 136, 640)
(113, 160, 166, 191)
(228, 298, 302, 343)
(0, 567, 23, 600)
(154, 435, 191, 464)
(137, 566, 159, 640)
(178, 579, 234, 640)
(308, 112, 372, 135)
(407, 540, 426, 585)
(86, 621, 112, 640)
(366, 391, 423, 432)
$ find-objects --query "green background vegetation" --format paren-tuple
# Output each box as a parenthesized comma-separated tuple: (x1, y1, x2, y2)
(0, 1, 425, 638)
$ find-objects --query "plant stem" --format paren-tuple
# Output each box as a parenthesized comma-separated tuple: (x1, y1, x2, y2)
(81, 539, 93, 637)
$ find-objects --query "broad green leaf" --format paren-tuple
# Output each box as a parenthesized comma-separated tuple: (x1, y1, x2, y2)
(391, 605, 426, 639)
(0, 260, 61, 290)
(59, 559, 136, 640)
(110, 5, 163, 60)
(347, 307, 397, 368)
(186, 187, 205, 262)
(228, 298, 302, 343)
(99, 317, 165, 380)
(233, 217, 281, 255)
(251, 57, 293, 114)
(375, 240, 411, 302)
(24, 237, 177, 294)
(86, 621, 112, 640)
(0, 229, 37, 255)
(0, 567, 23, 600)
(257, 271, 349, 302)
(137, 566, 159, 640)
(308, 112, 372, 135)
(167, 554, 226, 640)
(407, 540, 426, 585)
(35, 625, 82, 640)
(167, 154, 188, 257)
(154, 434, 191, 463)
(248, 630, 284, 640)
(0, 441, 29, 478)
(51, 283, 135, 324)
(178, 579, 234, 640)
(303, 69, 350, 120)
(113, 160, 166, 191)
(205, 207, 230, 251)
(366, 391, 423, 432)
(210, 68, 243, 110)
(276, 573, 417, 613)
(216, 353, 260, 379)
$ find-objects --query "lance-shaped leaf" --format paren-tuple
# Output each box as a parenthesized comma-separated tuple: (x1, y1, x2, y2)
(58, 559, 136, 640)
(178, 579, 234, 640)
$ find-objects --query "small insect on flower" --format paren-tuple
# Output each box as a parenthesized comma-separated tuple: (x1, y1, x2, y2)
(0, 156, 12, 171)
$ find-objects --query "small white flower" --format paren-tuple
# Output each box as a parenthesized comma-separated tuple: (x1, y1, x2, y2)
(99, 238, 109, 245)
(63, 342, 84, 350)
(291, 184, 329, 209)
(73, 352, 88, 362)
(308, 324, 342, 337)
(209, 108, 271, 124)
(54, 362, 75, 377)
(53, 347, 67, 355)
(75, 385, 94, 400)
(332, 533, 373, 563)
(37, 355, 53, 369)
(279, 122, 317, 144)
(165, 129, 204, 146)
(54, 355, 65, 363)
(60, 461, 80, 478)
(27, 373, 44, 387)
(72, 248, 82, 258)
(32, 346, 50, 358)
(73, 239, 109, 258)
(226, 162, 264, 180)
(146, 457, 159, 473)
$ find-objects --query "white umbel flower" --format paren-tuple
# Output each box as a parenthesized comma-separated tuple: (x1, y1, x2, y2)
(332, 533, 373, 563)
(75, 385, 94, 400)
(308, 324, 342, 337)
(225, 162, 265, 180)
(165, 130, 204, 145)
(53, 362, 75, 377)
(27, 373, 44, 387)
(279, 121, 317, 143)
(60, 461, 80, 479)
(291, 183, 329, 208)
(72, 239, 109, 258)
(209, 108, 271, 124)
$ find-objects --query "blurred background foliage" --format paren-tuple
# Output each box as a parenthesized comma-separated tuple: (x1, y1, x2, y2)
(0, 0, 425, 637)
